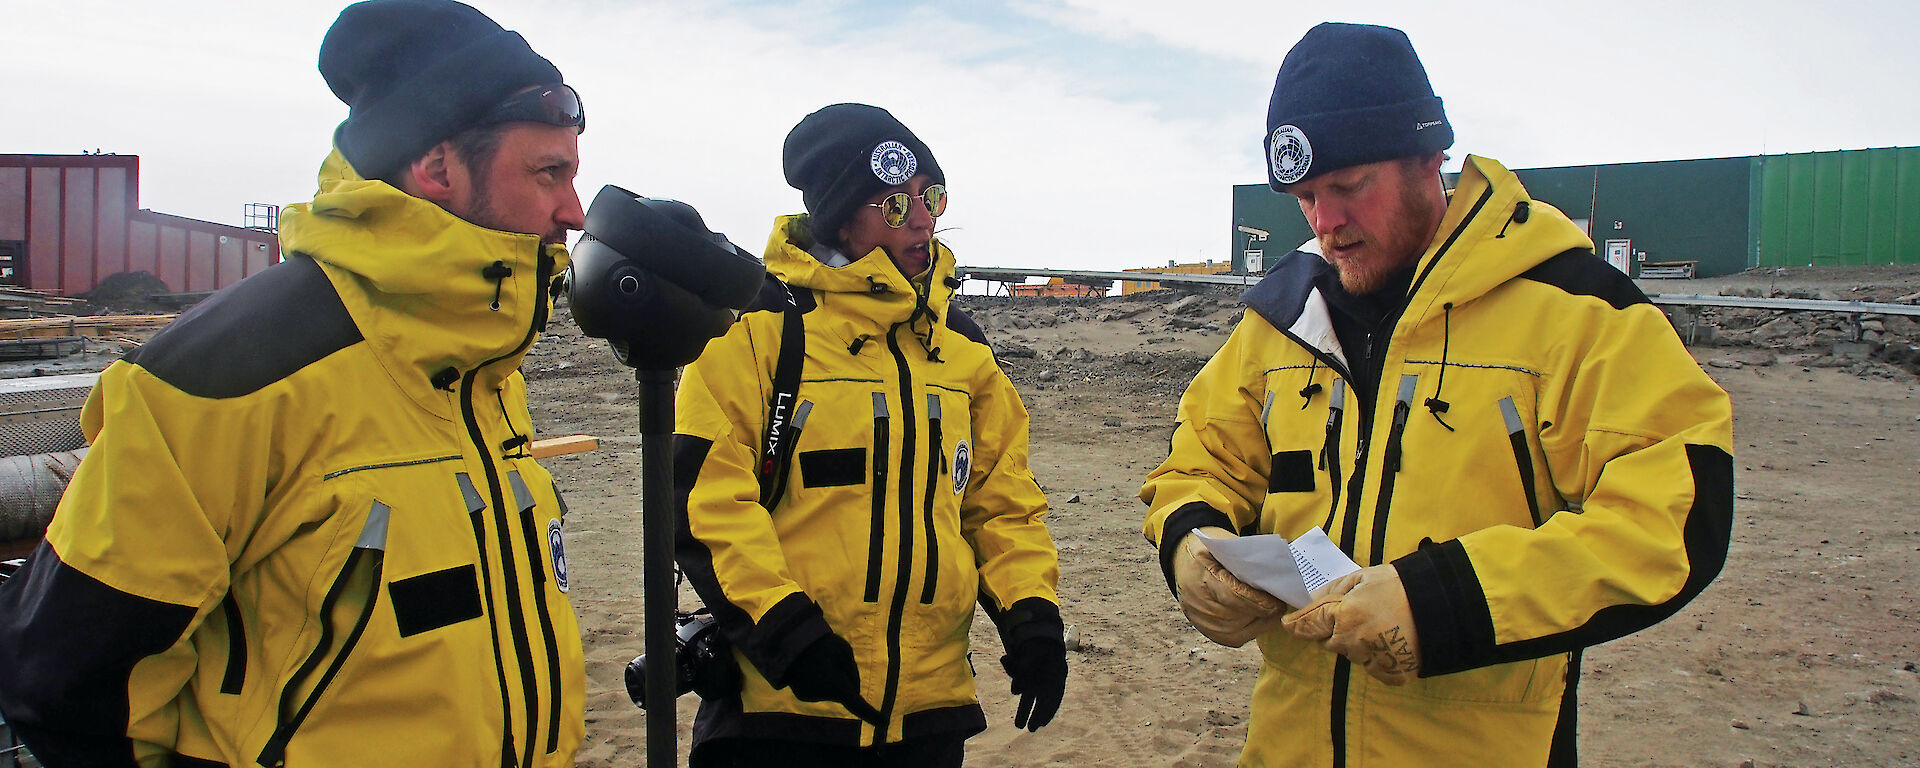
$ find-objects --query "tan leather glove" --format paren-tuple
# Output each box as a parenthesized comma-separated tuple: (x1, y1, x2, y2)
(1282, 564, 1421, 685)
(1172, 527, 1287, 648)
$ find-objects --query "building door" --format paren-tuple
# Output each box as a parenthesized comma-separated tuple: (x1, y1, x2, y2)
(1604, 239, 1632, 274)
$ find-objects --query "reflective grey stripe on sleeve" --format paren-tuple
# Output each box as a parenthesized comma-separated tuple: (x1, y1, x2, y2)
(456, 473, 486, 514)
(1396, 374, 1419, 406)
(508, 470, 537, 513)
(1498, 396, 1525, 435)
(356, 501, 392, 551)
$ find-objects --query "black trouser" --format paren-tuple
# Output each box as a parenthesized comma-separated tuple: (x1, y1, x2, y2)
(690, 735, 966, 768)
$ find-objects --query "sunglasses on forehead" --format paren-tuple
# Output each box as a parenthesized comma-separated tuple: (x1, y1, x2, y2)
(865, 184, 947, 228)
(479, 83, 586, 132)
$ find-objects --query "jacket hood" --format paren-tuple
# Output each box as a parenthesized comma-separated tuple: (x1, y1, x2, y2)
(1405, 154, 1594, 313)
(1247, 155, 1592, 339)
(278, 150, 571, 407)
(762, 214, 959, 354)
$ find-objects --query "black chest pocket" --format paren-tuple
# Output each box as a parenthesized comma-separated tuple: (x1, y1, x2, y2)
(388, 564, 485, 637)
(1268, 450, 1316, 492)
(800, 448, 868, 487)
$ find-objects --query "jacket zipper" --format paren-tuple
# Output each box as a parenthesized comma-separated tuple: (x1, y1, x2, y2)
(863, 393, 891, 603)
(1321, 180, 1496, 768)
(509, 470, 566, 754)
(1317, 380, 1346, 533)
(220, 593, 247, 695)
(873, 327, 922, 743)
(919, 393, 942, 605)
(460, 475, 519, 768)
(1499, 397, 1546, 527)
(456, 247, 558, 767)
(256, 503, 391, 767)
(1367, 375, 1420, 564)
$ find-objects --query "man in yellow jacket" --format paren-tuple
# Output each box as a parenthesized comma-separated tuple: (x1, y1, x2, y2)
(1141, 23, 1733, 767)
(672, 104, 1066, 767)
(0, 1, 589, 765)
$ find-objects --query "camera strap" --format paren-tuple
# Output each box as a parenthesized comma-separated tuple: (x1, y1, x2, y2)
(758, 282, 810, 509)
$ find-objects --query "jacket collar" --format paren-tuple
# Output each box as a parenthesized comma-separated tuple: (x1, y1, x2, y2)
(1247, 155, 1593, 340)
(277, 150, 570, 414)
(762, 215, 957, 355)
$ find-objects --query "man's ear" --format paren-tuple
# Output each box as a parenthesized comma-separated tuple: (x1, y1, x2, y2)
(401, 142, 458, 206)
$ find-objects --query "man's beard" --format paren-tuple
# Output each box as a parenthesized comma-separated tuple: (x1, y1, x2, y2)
(1326, 172, 1444, 295)
(462, 175, 567, 246)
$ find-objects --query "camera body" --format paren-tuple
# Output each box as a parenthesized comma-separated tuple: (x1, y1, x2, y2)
(568, 186, 767, 369)
(624, 609, 738, 709)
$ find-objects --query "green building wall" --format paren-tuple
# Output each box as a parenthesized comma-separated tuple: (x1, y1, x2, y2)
(1752, 147, 1920, 268)
(1230, 183, 1314, 273)
(1231, 147, 1920, 278)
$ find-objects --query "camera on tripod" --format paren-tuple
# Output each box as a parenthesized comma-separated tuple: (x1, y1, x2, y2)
(624, 608, 738, 709)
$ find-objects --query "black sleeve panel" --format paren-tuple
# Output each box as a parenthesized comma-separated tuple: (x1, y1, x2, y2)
(1399, 444, 1734, 676)
(124, 254, 362, 399)
(943, 306, 989, 348)
(0, 542, 196, 767)
(669, 434, 831, 688)
(1155, 502, 1235, 597)
(1517, 248, 1652, 311)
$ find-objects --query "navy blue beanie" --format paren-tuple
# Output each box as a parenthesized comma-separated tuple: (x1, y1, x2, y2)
(783, 104, 945, 242)
(320, 0, 565, 181)
(1264, 22, 1452, 190)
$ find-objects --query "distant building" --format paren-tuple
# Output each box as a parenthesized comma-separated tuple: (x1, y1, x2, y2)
(1008, 279, 1106, 298)
(0, 154, 281, 296)
(1119, 259, 1231, 295)
(1232, 146, 1920, 278)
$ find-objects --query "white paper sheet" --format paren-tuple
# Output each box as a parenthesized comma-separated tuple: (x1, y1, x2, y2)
(1196, 528, 1361, 609)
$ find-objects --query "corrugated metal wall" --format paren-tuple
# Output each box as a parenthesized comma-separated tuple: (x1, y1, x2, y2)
(0, 154, 280, 296)
(1752, 147, 1920, 267)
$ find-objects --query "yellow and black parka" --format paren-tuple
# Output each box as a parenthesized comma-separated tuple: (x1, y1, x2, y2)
(1141, 156, 1734, 768)
(0, 151, 584, 767)
(673, 215, 1060, 749)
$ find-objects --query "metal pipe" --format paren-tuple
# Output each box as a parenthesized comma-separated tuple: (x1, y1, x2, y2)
(636, 367, 679, 767)
(0, 448, 86, 543)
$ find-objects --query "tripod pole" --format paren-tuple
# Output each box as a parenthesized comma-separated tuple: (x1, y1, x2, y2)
(637, 366, 679, 766)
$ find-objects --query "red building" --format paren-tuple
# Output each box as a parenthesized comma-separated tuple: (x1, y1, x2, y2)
(0, 154, 280, 297)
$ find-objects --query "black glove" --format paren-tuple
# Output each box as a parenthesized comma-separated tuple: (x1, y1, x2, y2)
(782, 633, 884, 726)
(993, 597, 1068, 732)
(1001, 636, 1068, 731)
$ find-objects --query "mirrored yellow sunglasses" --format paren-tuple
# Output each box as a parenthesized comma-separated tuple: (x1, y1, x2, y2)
(865, 184, 947, 228)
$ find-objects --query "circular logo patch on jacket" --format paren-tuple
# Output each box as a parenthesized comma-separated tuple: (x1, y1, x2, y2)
(548, 518, 570, 593)
(1269, 125, 1313, 185)
(952, 439, 971, 495)
(871, 141, 918, 185)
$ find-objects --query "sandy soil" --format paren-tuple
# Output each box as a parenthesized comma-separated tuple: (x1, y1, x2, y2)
(530, 266, 1920, 768)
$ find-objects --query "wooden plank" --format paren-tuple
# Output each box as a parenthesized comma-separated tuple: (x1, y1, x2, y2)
(0, 314, 176, 333)
(530, 434, 599, 458)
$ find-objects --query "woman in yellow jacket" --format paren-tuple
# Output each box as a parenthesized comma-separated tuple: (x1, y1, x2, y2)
(672, 104, 1066, 768)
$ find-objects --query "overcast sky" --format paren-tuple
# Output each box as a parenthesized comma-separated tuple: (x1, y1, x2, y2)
(8, 0, 1919, 274)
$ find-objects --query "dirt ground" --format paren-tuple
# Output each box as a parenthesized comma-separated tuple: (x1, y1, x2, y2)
(516, 265, 1920, 767)
(21, 263, 1909, 766)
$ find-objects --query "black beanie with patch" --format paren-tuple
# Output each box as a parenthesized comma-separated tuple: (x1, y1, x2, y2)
(1263, 22, 1452, 190)
(782, 103, 945, 242)
(319, 0, 564, 181)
